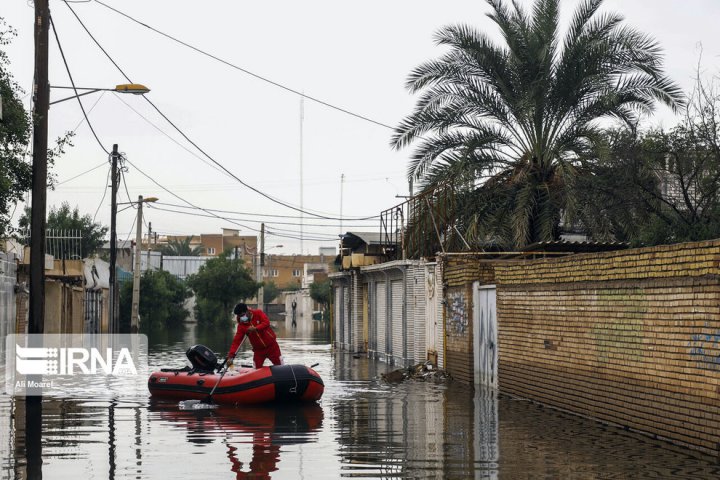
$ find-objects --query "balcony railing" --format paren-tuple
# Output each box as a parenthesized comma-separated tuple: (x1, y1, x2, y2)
(380, 183, 458, 261)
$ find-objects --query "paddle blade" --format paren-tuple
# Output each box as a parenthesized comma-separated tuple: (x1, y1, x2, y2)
(178, 399, 218, 410)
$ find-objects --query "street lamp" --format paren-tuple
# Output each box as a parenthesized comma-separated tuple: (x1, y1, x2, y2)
(48, 84, 150, 333)
(49, 83, 151, 105)
(130, 196, 158, 333)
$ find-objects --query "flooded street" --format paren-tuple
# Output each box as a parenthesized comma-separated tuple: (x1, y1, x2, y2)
(1, 319, 719, 479)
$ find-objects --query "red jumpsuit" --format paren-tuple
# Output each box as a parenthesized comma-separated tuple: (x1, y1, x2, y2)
(228, 308, 283, 368)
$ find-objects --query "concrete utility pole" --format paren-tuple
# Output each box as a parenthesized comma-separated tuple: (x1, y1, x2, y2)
(147, 221, 152, 266)
(257, 223, 265, 309)
(109, 144, 119, 333)
(131, 195, 144, 332)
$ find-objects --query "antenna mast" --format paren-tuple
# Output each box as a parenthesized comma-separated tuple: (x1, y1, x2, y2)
(299, 95, 304, 254)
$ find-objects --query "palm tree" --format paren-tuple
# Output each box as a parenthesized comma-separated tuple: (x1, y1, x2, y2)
(160, 236, 204, 256)
(392, 0, 683, 249)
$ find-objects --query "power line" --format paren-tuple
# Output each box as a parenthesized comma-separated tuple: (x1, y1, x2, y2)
(68, 90, 105, 134)
(92, 163, 112, 223)
(146, 204, 370, 229)
(49, 14, 109, 154)
(144, 205, 340, 240)
(56, 161, 106, 186)
(152, 201, 376, 223)
(122, 157, 264, 234)
(110, 93, 227, 176)
(92, 0, 395, 131)
(64, 0, 380, 222)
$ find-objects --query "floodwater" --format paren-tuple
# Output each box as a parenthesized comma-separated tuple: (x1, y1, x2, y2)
(1, 319, 719, 479)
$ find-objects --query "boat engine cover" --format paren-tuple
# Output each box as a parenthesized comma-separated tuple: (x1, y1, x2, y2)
(186, 344, 218, 372)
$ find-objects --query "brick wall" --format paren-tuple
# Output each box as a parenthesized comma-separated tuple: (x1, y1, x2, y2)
(495, 240, 720, 455)
(441, 255, 496, 384)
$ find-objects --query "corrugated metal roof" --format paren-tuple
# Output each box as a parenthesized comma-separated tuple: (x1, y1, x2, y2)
(520, 240, 630, 253)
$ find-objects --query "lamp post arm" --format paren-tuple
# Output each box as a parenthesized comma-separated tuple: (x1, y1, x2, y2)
(50, 89, 101, 105)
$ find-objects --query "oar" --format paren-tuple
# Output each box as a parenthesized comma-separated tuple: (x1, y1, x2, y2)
(179, 349, 239, 410)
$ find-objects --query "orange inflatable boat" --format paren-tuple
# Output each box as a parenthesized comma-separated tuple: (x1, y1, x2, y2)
(148, 345, 324, 405)
(148, 364, 324, 404)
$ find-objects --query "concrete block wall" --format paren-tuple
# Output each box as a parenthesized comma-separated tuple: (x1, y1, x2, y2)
(494, 240, 720, 455)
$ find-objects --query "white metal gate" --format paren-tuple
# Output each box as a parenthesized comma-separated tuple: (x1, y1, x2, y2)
(334, 286, 343, 347)
(376, 281, 386, 357)
(343, 285, 350, 349)
(425, 264, 438, 363)
(390, 280, 403, 364)
(473, 283, 498, 388)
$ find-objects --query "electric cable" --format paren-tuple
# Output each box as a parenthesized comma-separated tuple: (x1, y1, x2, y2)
(56, 162, 106, 186)
(62, 0, 381, 221)
(93, 162, 112, 223)
(92, 0, 395, 131)
(146, 204, 360, 233)
(49, 14, 109, 154)
(123, 158, 264, 234)
(151, 202, 375, 224)
(111, 93, 226, 176)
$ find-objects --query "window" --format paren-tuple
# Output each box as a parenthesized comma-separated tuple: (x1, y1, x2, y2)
(207, 247, 216, 255)
(292, 269, 301, 277)
(263, 269, 279, 277)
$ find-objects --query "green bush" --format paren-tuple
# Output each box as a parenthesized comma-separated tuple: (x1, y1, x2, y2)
(119, 270, 190, 331)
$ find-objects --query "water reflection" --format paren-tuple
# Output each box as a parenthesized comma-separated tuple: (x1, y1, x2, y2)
(150, 402, 322, 479)
(1, 319, 719, 479)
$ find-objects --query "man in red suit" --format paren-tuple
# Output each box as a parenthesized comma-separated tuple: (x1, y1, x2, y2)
(227, 303, 283, 369)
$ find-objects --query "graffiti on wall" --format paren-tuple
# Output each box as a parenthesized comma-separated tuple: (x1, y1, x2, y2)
(688, 329, 720, 371)
(446, 290, 468, 336)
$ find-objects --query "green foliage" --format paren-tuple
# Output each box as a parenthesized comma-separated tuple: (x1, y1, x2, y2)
(309, 278, 330, 310)
(186, 253, 259, 326)
(193, 296, 231, 328)
(392, 0, 682, 249)
(119, 269, 190, 332)
(262, 280, 280, 304)
(0, 20, 31, 237)
(160, 236, 204, 256)
(19, 202, 108, 257)
(581, 125, 720, 246)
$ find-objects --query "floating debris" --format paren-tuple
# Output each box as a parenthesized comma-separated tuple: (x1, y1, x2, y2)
(380, 362, 452, 384)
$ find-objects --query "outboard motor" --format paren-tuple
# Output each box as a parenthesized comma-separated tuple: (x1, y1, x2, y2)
(185, 345, 219, 373)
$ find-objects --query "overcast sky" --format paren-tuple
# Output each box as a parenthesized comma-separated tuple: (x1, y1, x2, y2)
(4, 0, 720, 255)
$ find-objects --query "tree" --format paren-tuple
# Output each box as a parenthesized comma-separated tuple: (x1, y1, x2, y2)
(262, 280, 281, 305)
(309, 278, 330, 320)
(0, 20, 31, 237)
(19, 202, 108, 257)
(392, 0, 683, 249)
(186, 253, 259, 325)
(160, 236, 204, 256)
(0, 19, 73, 238)
(119, 270, 190, 331)
(580, 73, 720, 246)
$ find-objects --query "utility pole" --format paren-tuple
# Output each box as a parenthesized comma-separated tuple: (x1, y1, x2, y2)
(27, 0, 49, 472)
(147, 221, 152, 267)
(29, 0, 49, 339)
(257, 223, 265, 309)
(340, 173, 344, 235)
(109, 144, 119, 333)
(131, 195, 143, 332)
